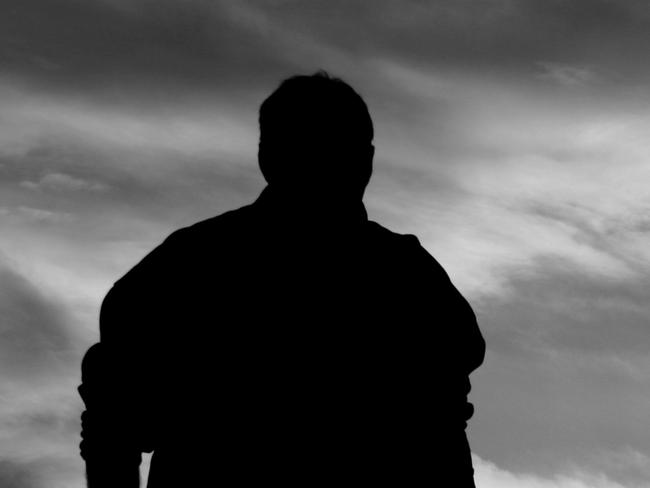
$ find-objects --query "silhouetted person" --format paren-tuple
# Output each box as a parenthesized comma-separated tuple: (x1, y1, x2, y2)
(79, 71, 485, 487)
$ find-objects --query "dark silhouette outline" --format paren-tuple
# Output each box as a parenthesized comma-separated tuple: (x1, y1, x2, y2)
(79, 71, 485, 487)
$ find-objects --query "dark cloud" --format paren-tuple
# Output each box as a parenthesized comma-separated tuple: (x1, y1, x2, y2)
(0, 456, 82, 488)
(256, 0, 639, 65)
(470, 258, 650, 485)
(478, 256, 650, 357)
(0, 460, 42, 488)
(218, 0, 650, 85)
(1, 0, 293, 100)
(0, 260, 73, 378)
(4, 0, 650, 105)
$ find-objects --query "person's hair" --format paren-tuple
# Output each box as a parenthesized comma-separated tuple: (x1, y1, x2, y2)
(257, 71, 374, 189)
(259, 70, 373, 145)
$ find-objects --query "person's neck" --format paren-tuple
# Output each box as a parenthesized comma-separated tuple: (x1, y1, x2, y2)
(254, 184, 368, 231)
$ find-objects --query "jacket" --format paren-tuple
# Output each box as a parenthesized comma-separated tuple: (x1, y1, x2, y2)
(79, 186, 485, 487)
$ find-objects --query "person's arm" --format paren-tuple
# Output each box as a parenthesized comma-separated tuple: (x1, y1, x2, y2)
(404, 234, 486, 427)
(78, 230, 186, 487)
(407, 234, 486, 374)
(79, 341, 143, 488)
(80, 282, 160, 488)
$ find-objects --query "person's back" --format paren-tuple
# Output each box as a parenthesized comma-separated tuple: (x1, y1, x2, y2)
(79, 72, 485, 487)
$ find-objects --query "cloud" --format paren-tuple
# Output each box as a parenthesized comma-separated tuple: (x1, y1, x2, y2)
(0, 83, 259, 158)
(222, 0, 650, 87)
(0, 259, 74, 379)
(20, 173, 108, 192)
(3, 206, 74, 224)
(0, 455, 83, 488)
(366, 60, 650, 299)
(478, 257, 650, 358)
(0, 385, 83, 459)
(468, 258, 650, 486)
(0, 0, 294, 98)
(0, 82, 265, 238)
(2, 0, 650, 109)
(473, 455, 630, 488)
(537, 62, 599, 87)
(0, 3, 649, 488)
(0, 460, 42, 488)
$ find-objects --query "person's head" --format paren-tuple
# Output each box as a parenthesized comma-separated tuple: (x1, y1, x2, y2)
(258, 71, 374, 203)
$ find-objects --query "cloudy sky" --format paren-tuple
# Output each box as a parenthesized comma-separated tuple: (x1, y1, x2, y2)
(2, 0, 650, 486)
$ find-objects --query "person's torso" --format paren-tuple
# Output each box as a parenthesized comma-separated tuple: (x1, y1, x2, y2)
(112, 203, 481, 485)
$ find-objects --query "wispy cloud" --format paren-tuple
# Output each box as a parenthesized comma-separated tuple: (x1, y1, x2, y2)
(0, 258, 84, 488)
(0, 459, 42, 488)
(359, 60, 650, 300)
(473, 455, 630, 488)
(537, 62, 599, 87)
(0, 259, 75, 379)
(20, 173, 108, 193)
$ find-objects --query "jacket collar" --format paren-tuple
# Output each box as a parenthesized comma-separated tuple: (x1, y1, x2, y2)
(252, 185, 368, 232)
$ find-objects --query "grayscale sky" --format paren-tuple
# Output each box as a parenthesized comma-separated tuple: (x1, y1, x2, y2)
(1, 1, 649, 486)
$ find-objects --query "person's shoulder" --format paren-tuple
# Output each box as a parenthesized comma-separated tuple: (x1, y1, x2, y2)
(365, 220, 418, 244)
(366, 220, 422, 252)
(100, 204, 255, 340)
(113, 204, 254, 287)
(365, 220, 449, 277)
(158, 202, 256, 247)
(175, 203, 255, 241)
